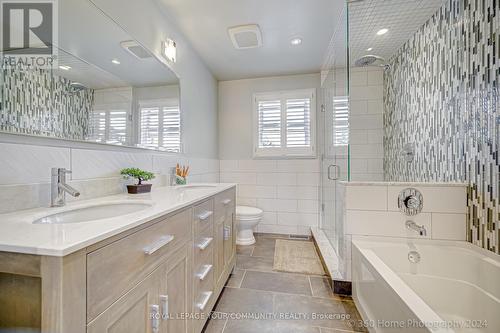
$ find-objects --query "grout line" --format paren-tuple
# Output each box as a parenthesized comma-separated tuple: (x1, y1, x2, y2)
(223, 284, 353, 302)
(220, 317, 229, 333)
(239, 269, 247, 288)
(308, 275, 314, 297)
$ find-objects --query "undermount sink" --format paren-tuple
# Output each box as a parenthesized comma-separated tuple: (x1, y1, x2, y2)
(176, 184, 217, 190)
(33, 201, 153, 224)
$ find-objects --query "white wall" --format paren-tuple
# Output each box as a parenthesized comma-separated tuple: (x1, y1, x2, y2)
(0, 0, 220, 213)
(219, 74, 321, 235)
(349, 67, 384, 181)
(219, 73, 320, 159)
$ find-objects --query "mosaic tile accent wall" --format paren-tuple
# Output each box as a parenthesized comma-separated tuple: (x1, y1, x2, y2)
(384, 0, 499, 254)
(0, 65, 94, 140)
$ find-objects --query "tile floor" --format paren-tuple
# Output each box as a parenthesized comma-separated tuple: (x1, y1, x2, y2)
(203, 234, 366, 333)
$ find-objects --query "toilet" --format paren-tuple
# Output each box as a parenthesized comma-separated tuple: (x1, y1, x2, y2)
(235, 206, 263, 245)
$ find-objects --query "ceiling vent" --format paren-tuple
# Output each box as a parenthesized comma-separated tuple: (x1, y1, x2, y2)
(120, 40, 152, 59)
(228, 24, 262, 49)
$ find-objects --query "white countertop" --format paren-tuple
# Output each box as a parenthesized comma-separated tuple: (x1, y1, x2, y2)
(0, 183, 236, 257)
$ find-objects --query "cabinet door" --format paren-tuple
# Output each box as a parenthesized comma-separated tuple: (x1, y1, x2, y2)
(87, 267, 162, 333)
(160, 244, 192, 333)
(223, 212, 235, 266)
(214, 220, 225, 286)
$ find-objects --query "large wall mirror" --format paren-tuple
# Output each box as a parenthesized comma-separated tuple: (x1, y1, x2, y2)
(0, 0, 181, 152)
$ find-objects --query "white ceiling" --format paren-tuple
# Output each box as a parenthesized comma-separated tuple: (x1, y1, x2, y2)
(155, 0, 342, 80)
(349, 0, 446, 65)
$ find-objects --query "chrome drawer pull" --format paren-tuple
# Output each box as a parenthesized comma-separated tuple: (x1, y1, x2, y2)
(197, 291, 213, 311)
(160, 295, 169, 320)
(143, 235, 175, 255)
(197, 264, 213, 280)
(150, 304, 160, 333)
(197, 210, 213, 221)
(197, 237, 213, 250)
(222, 199, 232, 205)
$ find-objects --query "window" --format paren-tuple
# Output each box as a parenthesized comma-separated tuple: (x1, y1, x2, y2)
(88, 104, 129, 145)
(333, 96, 349, 146)
(138, 99, 181, 152)
(253, 89, 316, 157)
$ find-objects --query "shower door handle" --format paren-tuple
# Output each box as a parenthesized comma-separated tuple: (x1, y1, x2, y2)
(327, 165, 339, 181)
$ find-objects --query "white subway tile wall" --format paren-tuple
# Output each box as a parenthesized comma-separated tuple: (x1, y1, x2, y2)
(343, 182, 467, 240)
(349, 67, 384, 181)
(0, 142, 219, 213)
(330, 181, 468, 280)
(221, 159, 320, 235)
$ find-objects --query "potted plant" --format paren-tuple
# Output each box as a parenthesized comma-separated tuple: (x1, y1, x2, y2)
(120, 168, 155, 194)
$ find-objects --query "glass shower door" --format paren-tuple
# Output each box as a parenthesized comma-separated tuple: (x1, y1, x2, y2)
(320, 68, 349, 257)
(319, 1, 349, 279)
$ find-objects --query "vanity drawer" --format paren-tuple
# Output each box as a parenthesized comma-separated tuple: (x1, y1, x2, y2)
(193, 199, 214, 235)
(193, 264, 215, 332)
(86, 208, 192, 321)
(194, 254, 214, 296)
(194, 225, 214, 267)
(214, 188, 235, 223)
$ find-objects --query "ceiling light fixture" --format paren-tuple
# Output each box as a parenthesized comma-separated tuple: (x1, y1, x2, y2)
(366, 47, 373, 51)
(290, 37, 302, 46)
(58, 65, 71, 70)
(111, 59, 121, 65)
(162, 38, 177, 63)
(376, 28, 388, 35)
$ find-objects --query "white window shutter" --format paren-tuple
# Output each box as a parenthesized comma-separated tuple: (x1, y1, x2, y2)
(107, 110, 127, 144)
(257, 99, 281, 148)
(140, 107, 159, 149)
(333, 97, 349, 146)
(162, 105, 181, 152)
(286, 98, 311, 147)
(138, 99, 181, 152)
(89, 111, 106, 142)
(254, 89, 315, 158)
(88, 108, 128, 145)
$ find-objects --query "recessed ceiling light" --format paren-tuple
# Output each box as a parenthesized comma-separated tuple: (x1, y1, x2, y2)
(111, 59, 120, 65)
(290, 37, 302, 46)
(58, 65, 71, 70)
(366, 47, 373, 51)
(376, 28, 388, 35)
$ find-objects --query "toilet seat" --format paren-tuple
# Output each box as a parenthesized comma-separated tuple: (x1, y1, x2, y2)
(236, 206, 263, 220)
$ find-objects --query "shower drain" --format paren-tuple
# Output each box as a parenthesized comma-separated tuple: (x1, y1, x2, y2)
(408, 251, 421, 263)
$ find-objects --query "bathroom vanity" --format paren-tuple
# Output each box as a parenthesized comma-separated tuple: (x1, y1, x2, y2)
(0, 184, 236, 333)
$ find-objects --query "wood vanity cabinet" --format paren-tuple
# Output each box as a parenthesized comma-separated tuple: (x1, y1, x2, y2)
(0, 186, 236, 333)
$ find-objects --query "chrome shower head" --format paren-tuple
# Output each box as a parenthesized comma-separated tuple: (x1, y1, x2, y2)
(354, 55, 390, 69)
(68, 82, 86, 95)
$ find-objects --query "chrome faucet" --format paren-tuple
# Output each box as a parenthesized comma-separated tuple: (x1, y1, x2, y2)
(405, 220, 427, 236)
(51, 168, 80, 207)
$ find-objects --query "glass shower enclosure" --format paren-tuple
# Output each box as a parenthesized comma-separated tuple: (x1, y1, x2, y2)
(319, 1, 350, 280)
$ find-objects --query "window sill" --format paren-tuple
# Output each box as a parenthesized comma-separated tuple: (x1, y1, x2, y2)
(252, 154, 317, 160)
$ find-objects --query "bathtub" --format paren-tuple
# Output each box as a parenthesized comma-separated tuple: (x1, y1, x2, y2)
(351, 236, 500, 333)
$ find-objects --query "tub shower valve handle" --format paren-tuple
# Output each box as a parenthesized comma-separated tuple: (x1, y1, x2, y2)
(404, 195, 421, 210)
(398, 188, 423, 216)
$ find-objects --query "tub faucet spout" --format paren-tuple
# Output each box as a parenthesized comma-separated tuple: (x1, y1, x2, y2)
(405, 220, 426, 236)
